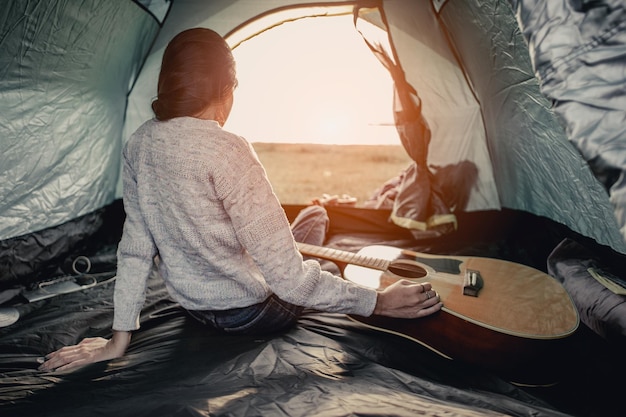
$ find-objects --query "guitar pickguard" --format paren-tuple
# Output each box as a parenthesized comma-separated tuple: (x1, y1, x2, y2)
(397, 252, 462, 275)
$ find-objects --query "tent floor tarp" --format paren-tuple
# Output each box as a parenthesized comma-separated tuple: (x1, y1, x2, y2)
(0, 202, 624, 417)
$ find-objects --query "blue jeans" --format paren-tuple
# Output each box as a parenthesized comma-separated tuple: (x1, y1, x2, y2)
(186, 205, 329, 335)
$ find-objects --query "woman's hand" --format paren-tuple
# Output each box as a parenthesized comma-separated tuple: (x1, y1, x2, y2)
(373, 280, 443, 318)
(39, 330, 131, 372)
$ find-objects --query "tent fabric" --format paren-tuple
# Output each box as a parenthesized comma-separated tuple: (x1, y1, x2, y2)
(510, 0, 626, 242)
(361, 28, 458, 237)
(0, 205, 109, 289)
(432, 0, 626, 252)
(0, 0, 160, 241)
(382, 0, 501, 215)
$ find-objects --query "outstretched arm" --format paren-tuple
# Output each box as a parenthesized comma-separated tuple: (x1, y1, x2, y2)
(39, 330, 131, 372)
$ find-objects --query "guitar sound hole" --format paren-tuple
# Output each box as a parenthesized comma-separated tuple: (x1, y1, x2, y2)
(388, 261, 427, 278)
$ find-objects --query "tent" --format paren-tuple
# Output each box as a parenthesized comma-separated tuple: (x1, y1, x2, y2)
(1, 0, 625, 416)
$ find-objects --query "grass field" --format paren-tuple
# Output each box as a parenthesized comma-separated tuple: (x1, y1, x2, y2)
(252, 142, 413, 206)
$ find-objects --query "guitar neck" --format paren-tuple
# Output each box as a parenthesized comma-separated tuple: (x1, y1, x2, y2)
(297, 242, 390, 272)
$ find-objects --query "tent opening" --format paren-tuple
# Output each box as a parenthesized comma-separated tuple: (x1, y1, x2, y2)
(224, 14, 412, 205)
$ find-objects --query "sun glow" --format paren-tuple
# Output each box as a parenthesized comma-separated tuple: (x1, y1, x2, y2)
(224, 15, 397, 145)
(318, 115, 348, 142)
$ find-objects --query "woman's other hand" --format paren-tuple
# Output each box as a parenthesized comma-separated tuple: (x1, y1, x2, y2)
(38, 330, 131, 372)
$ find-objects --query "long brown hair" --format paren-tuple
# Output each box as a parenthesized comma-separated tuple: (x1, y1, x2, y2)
(152, 28, 237, 121)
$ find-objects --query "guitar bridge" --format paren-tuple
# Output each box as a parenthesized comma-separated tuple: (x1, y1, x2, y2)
(463, 269, 483, 297)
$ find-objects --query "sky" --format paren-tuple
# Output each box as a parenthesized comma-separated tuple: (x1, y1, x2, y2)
(224, 15, 399, 145)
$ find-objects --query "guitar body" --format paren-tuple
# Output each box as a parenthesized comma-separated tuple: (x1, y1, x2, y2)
(299, 243, 580, 385)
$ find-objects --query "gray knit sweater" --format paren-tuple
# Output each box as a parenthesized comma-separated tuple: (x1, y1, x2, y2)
(113, 117, 377, 331)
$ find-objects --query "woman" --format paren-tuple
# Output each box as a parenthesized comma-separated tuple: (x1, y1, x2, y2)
(40, 28, 441, 372)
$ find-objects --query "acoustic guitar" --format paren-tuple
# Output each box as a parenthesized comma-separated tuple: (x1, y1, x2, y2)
(297, 242, 579, 385)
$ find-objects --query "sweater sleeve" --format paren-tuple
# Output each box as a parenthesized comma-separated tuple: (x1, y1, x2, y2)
(214, 141, 377, 317)
(112, 143, 158, 331)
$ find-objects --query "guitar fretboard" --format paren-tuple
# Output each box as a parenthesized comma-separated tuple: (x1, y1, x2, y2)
(297, 242, 390, 272)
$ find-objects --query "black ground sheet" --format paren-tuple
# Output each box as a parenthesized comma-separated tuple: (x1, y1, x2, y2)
(0, 204, 624, 417)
